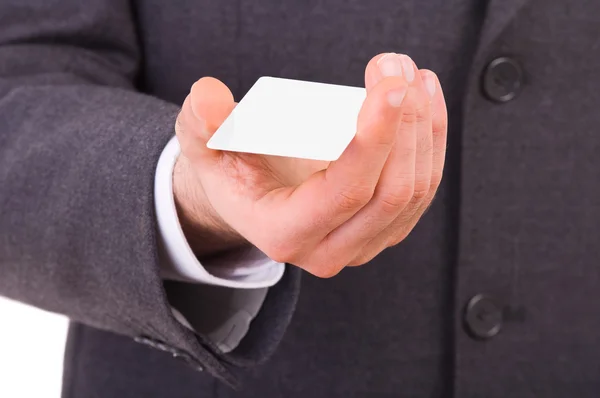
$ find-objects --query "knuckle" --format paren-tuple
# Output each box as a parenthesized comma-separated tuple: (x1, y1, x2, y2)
(399, 91, 419, 122)
(262, 247, 289, 264)
(412, 177, 431, 200)
(262, 240, 302, 264)
(400, 105, 418, 124)
(389, 231, 410, 247)
(301, 248, 348, 278)
(264, 249, 290, 265)
(433, 116, 449, 136)
(334, 185, 374, 210)
(350, 252, 377, 267)
(400, 90, 430, 124)
(351, 239, 396, 266)
(307, 262, 344, 279)
(415, 103, 431, 124)
(386, 224, 413, 246)
(412, 187, 429, 201)
(377, 186, 413, 214)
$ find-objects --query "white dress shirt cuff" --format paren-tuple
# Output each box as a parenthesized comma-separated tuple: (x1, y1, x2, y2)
(154, 136, 285, 289)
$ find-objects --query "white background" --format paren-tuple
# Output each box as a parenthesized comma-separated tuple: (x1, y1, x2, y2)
(0, 297, 67, 398)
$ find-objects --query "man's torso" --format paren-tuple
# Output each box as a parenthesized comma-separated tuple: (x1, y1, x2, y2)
(65, 1, 600, 397)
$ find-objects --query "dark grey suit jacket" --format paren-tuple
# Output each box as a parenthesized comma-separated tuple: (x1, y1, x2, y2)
(1, 0, 599, 397)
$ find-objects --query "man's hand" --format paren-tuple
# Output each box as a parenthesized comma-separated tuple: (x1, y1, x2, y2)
(173, 53, 448, 278)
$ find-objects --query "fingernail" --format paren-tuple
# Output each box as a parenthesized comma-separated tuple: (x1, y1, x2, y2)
(423, 72, 437, 98)
(400, 55, 415, 83)
(387, 87, 407, 107)
(377, 53, 404, 78)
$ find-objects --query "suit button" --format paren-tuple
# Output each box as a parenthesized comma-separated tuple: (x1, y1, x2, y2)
(482, 57, 523, 102)
(464, 294, 503, 340)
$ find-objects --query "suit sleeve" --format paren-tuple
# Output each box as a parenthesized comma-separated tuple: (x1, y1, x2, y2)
(0, 0, 301, 387)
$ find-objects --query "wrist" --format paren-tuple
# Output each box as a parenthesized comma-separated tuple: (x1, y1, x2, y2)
(172, 155, 247, 257)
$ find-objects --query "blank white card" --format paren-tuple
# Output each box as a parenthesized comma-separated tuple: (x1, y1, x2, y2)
(207, 76, 366, 161)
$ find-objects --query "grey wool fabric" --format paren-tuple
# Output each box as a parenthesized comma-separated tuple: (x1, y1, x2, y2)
(2, 0, 600, 397)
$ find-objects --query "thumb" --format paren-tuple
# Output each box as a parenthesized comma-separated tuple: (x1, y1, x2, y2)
(175, 77, 236, 164)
